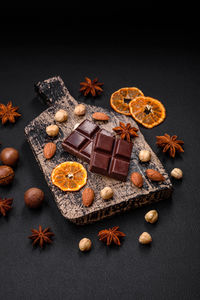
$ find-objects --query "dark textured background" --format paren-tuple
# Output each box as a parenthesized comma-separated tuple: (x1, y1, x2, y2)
(0, 4, 200, 300)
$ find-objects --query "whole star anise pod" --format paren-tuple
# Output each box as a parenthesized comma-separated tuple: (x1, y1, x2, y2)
(0, 101, 21, 124)
(80, 77, 103, 97)
(113, 122, 138, 142)
(29, 225, 54, 248)
(0, 197, 13, 216)
(98, 226, 126, 246)
(156, 134, 184, 158)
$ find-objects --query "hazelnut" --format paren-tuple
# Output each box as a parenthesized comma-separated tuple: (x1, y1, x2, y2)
(46, 125, 59, 137)
(139, 232, 152, 244)
(24, 187, 44, 208)
(0, 165, 15, 185)
(145, 210, 158, 224)
(0, 147, 19, 166)
(171, 168, 183, 179)
(100, 186, 113, 200)
(139, 149, 151, 162)
(54, 109, 68, 122)
(74, 104, 86, 116)
(79, 238, 92, 252)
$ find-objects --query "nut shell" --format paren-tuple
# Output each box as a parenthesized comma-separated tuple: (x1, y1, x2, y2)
(100, 187, 113, 200)
(82, 188, 95, 207)
(79, 238, 92, 252)
(131, 172, 143, 188)
(74, 104, 86, 116)
(46, 125, 59, 137)
(139, 149, 151, 162)
(146, 169, 165, 181)
(139, 232, 152, 244)
(0, 147, 19, 166)
(0, 165, 15, 185)
(92, 112, 109, 121)
(24, 187, 44, 208)
(171, 168, 183, 179)
(43, 143, 56, 159)
(145, 210, 158, 223)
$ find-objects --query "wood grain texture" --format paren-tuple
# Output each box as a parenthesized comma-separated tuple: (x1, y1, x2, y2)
(25, 76, 173, 225)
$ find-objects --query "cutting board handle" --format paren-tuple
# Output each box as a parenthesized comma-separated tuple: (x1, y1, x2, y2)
(34, 76, 70, 107)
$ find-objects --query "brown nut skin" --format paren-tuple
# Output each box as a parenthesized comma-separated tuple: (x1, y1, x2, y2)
(0, 147, 19, 166)
(24, 187, 44, 208)
(0, 165, 15, 185)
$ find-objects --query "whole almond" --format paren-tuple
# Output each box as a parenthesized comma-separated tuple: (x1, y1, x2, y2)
(43, 143, 56, 159)
(82, 188, 95, 207)
(92, 112, 109, 121)
(131, 172, 143, 188)
(146, 169, 165, 181)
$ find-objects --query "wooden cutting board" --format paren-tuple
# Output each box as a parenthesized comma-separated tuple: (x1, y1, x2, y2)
(24, 76, 172, 225)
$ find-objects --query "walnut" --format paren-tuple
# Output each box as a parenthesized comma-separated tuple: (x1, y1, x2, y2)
(145, 210, 158, 223)
(139, 232, 152, 244)
(139, 149, 151, 162)
(46, 125, 59, 137)
(79, 238, 92, 252)
(100, 187, 113, 200)
(171, 168, 183, 179)
(54, 109, 68, 122)
(74, 104, 86, 116)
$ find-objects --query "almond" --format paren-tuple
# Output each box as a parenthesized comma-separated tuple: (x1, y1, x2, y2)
(43, 142, 56, 159)
(82, 188, 95, 207)
(146, 169, 165, 181)
(92, 112, 109, 121)
(131, 172, 143, 188)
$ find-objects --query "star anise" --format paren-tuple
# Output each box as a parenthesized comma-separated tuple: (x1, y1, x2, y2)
(0, 197, 13, 216)
(113, 122, 138, 142)
(29, 225, 54, 248)
(98, 226, 126, 246)
(80, 77, 103, 97)
(156, 134, 184, 158)
(0, 101, 21, 124)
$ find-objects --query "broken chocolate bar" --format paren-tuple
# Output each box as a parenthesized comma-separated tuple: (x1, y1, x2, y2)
(89, 131, 133, 181)
(62, 119, 112, 163)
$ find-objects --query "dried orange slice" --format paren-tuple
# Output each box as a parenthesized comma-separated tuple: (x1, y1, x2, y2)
(51, 162, 87, 192)
(129, 96, 166, 128)
(110, 87, 144, 115)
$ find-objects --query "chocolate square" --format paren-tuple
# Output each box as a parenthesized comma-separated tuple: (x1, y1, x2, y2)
(66, 131, 87, 150)
(94, 134, 114, 152)
(89, 132, 133, 181)
(90, 152, 110, 175)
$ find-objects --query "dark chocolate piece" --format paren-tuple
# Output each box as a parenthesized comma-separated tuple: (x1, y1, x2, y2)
(62, 119, 112, 163)
(89, 132, 133, 181)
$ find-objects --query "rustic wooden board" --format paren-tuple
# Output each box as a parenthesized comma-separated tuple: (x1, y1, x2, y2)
(24, 76, 172, 225)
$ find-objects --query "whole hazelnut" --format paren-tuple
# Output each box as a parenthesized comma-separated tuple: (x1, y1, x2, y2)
(54, 109, 68, 122)
(24, 187, 44, 208)
(0, 165, 15, 185)
(171, 168, 183, 179)
(139, 149, 151, 162)
(139, 232, 152, 244)
(0, 147, 19, 166)
(145, 210, 158, 224)
(74, 104, 86, 116)
(100, 186, 113, 200)
(79, 238, 92, 252)
(46, 125, 59, 137)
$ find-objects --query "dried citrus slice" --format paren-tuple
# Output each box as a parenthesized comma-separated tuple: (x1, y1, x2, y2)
(129, 96, 166, 128)
(110, 87, 144, 115)
(51, 162, 87, 192)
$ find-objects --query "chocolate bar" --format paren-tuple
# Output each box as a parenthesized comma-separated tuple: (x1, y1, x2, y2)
(62, 119, 112, 163)
(89, 131, 133, 181)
